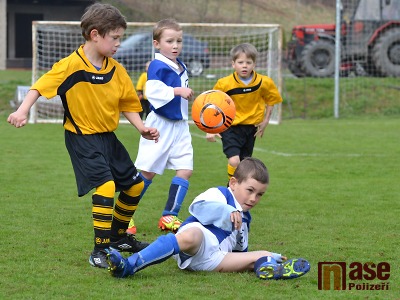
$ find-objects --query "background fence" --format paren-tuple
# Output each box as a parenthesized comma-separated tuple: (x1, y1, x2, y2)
(30, 21, 282, 124)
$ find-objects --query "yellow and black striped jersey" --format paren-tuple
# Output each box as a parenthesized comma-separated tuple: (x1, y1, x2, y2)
(213, 71, 282, 125)
(136, 71, 148, 100)
(32, 45, 141, 135)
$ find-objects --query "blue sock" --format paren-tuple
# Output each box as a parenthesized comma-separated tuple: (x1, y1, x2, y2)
(254, 256, 277, 272)
(139, 172, 153, 199)
(128, 233, 180, 273)
(163, 177, 189, 216)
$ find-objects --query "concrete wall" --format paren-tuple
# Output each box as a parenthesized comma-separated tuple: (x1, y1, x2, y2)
(0, 0, 7, 70)
(5, 0, 93, 69)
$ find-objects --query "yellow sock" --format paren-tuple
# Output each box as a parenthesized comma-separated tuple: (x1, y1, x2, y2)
(113, 180, 144, 237)
(227, 164, 237, 180)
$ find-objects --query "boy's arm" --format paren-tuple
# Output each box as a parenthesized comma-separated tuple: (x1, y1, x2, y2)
(189, 199, 238, 231)
(122, 111, 159, 142)
(255, 104, 273, 138)
(145, 80, 175, 109)
(145, 80, 193, 108)
(7, 89, 40, 128)
(136, 90, 144, 100)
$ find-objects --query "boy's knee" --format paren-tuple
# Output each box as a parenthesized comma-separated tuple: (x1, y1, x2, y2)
(176, 227, 203, 253)
(94, 180, 115, 198)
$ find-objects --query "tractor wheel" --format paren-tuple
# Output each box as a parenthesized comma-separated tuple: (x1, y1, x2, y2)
(288, 60, 306, 77)
(300, 40, 335, 77)
(361, 59, 382, 77)
(372, 28, 400, 77)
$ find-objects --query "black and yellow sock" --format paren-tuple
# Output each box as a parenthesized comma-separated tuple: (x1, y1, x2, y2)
(92, 181, 115, 249)
(111, 180, 144, 241)
(227, 163, 237, 180)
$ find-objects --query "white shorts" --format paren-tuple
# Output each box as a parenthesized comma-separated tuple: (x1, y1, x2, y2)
(173, 222, 227, 271)
(135, 112, 193, 174)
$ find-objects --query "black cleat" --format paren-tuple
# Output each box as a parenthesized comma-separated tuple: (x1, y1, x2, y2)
(110, 235, 149, 253)
(89, 248, 109, 268)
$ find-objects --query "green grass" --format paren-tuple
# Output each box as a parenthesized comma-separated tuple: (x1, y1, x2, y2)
(0, 70, 31, 113)
(1, 118, 399, 299)
(282, 76, 400, 119)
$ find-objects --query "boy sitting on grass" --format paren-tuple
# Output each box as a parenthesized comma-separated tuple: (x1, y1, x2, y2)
(106, 157, 310, 280)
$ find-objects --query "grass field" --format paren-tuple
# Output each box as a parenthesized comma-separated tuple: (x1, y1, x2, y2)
(1, 117, 399, 299)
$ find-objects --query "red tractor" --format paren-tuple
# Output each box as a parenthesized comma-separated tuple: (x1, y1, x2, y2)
(287, 0, 400, 77)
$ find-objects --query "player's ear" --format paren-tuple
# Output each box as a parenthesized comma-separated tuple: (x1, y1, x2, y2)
(153, 40, 160, 50)
(229, 176, 238, 189)
(90, 29, 99, 41)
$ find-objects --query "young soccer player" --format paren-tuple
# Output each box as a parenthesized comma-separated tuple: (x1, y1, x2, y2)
(129, 19, 194, 234)
(136, 61, 151, 121)
(7, 3, 159, 268)
(206, 43, 283, 181)
(107, 157, 310, 280)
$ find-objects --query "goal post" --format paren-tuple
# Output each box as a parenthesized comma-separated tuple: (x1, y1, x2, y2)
(30, 21, 283, 124)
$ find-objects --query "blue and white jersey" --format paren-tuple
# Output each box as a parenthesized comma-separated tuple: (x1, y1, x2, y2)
(145, 53, 190, 120)
(180, 186, 252, 253)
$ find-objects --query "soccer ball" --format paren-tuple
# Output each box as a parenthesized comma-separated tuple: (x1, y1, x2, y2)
(191, 90, 236, 134)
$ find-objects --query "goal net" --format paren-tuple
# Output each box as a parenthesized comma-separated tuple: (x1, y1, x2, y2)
(30, 21, 282, 124)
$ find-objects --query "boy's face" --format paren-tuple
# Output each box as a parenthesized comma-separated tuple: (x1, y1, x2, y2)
(232, 53, 255, 79)
(153, 29, 183, 62)
(95, 27, 125, 57)
(229, 177, 268, 212)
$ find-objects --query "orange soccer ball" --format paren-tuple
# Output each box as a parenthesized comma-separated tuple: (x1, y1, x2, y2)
(191, 90, 236, 134)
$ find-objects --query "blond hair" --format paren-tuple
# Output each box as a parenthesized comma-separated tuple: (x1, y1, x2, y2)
(153, 19, 182, 42)
(230, 43, 258, 62)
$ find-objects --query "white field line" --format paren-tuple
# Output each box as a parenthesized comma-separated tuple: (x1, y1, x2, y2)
(190, 132, 384, 158)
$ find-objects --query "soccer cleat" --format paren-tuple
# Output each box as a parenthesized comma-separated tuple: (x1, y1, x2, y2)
(89, 248, 109, 268)
(158, 215, 183, 232)
(110, 235, 149, 253)
(256, 258, 310, 280)
(126, 218, 137, 235)
(106, 248, 134, 278)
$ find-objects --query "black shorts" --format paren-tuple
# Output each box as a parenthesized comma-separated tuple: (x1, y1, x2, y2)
(220, 125, 257, 160)
(65, 131, 141, 197)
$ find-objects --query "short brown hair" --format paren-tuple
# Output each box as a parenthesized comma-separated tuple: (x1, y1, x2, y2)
(230, 43, 258, 62)
(233, 157, 269, 184)
(81, 3, 127, 40)
(153, 19, 182, 42)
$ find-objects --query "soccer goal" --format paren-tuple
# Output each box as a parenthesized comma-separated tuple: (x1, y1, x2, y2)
(30, 21, 283, 124)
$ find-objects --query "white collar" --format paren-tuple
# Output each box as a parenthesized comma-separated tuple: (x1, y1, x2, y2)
(154, 53, 180, 70)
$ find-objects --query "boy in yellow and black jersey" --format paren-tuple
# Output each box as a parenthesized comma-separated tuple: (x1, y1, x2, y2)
(7, 3, 159, 269)
(206, 43, 282, 180)
(136, 61, 151, 121)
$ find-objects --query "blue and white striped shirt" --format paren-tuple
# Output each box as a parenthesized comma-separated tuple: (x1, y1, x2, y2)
(145, 53, 190, 120)
(181, 186, 251, 252)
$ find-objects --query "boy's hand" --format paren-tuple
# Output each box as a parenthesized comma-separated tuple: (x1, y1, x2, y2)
(175, 87, 194, 100)
(206, 133, 221, 142)
(141, 127, 159, 142)
(7, 111, 28, 128)
(254, 121, 268, 138)
(230, 210, 242, 230)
